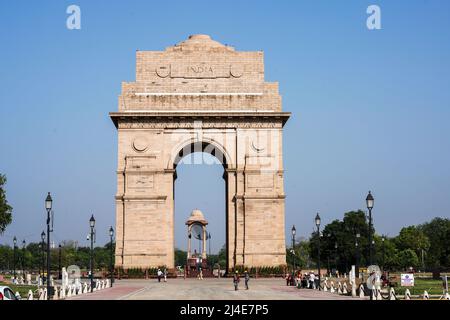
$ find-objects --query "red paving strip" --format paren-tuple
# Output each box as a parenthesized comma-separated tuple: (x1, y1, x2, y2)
(65, 286, 145, 300)
(270, 286, 355, 300)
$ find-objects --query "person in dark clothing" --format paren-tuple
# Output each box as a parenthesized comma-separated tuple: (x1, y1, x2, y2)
(244, 270, 250, 290)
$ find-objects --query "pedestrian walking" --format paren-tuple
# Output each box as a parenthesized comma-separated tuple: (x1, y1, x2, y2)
(157, 268, 163, 282)
(197, 267, 203, 280)
(244, 270, 250, 290)
(233, 271, 240, 291)
(309, 272, 316, 289)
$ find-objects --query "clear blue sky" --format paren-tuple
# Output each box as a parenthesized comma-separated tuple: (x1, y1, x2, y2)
(0, 1, 449, 253)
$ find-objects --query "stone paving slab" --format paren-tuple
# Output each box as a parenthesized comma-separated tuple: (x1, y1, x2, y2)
(66, 285, 145, 300)
(67, 278, 358, 300)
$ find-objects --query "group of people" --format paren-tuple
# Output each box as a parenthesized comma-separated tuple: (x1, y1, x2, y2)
(286, 271, 320, 289)
(232, 270, 250, 291)
(156, 268, 168, 282)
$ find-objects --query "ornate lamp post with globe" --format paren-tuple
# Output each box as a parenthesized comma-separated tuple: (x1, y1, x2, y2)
(12, 236, 17, 281)
(40, 231, 45, 284)
(355, 233, 360, 278)
(366, 191, 374, 265)
(45, 192, 53, 299)
(291, 225, 296, 272)
(89, 215, 96, 292)
(315, 213, 321, 290)
(109, 226, 114, 287)
(22, 240, 26, 277)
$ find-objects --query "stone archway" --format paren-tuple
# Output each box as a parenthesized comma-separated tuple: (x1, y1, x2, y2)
(110, 34, 290, 270)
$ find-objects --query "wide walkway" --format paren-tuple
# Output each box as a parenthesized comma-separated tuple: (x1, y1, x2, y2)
(66, 278, 356, 300)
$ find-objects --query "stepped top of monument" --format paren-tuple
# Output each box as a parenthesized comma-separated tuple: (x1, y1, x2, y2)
(111, 34, 290, 116)
(167, 34, 235, 52)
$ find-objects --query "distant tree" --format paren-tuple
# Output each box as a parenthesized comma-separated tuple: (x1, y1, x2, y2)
(0, 174, 13, 234)
(394, 226, 430, 264)
(396, 249, 419, 270)
(310, 210, 372, 272)
(0, 245, 13, 270)
(374, 236, 398, 270)
(217, 245, 227, 268)
(418, 217, 450, 269)
(287, 239, 310, 270)
(174, 248, 187, 267)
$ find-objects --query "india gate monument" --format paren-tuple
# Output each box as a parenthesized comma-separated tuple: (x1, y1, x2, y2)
(110, 34, 291, 271)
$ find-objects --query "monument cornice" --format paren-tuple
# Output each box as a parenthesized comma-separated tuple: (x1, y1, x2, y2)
(110, 111, 291, 129)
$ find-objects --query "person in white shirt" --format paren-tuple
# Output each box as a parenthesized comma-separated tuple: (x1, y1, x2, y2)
(309, 272, 316, 289)
(157, 269, 163, 282)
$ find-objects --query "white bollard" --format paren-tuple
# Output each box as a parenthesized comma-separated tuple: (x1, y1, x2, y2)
(330, 281, 335, 293)
(323, 280, 328, 292)
(343, 282, 348, 294)
(61, 286, 66, 299)
(389, 287, 396, 300)
(38, 288, 44, 300)
(351, 281, 357, 298)
(405, 289, 411, 300)
(444, 292, 450, 300)
(377, 289, 382, 300)
(423, 291, 429, 300)
(337, 282, 343, 295)
(27, 290, 34, 300)
(67, 285, 72, 298)
(43, 288, 47, 301)
(359, 284, 365, 298)
(53, 286, 59, 300)
(83, 282, 88, 294)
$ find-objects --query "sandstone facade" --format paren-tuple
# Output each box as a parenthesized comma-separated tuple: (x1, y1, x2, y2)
(110, 35, 290, 270)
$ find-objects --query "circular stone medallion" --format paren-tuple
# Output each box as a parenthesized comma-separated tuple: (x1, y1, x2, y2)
(230, 64, 244, 78)
(251, 140, 265, 152)
(156, 65, 170, 78)
(132, 136, 149, 152)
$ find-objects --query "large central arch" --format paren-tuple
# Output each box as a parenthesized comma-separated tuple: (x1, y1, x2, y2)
(110, 34, 290, 271)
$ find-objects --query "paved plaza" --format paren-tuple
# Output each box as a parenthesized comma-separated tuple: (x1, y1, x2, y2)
(67, 278, 357, 300)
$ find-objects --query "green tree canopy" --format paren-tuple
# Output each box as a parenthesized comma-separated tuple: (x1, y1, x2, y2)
(396, 249, 419, 270)
(309, 210, 372, 272)
(418, 217, 450, 269)
(394, 226, 430, 256)
(0, 174, 13, 234)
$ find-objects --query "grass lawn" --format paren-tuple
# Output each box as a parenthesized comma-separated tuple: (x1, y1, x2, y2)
(393, 278, 445, 296)
(0, 281, 39, 299)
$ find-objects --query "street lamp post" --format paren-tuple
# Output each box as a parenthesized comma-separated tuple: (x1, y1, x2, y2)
(334, 242, 338, 275)
(208, 232, 211, 267)
(315, 213, 321, 290)
(89, 215, 96, 293)
(40, 231, 45, 285)
(45, 192, 53, 299)
(109, 226, 114, 287)
(22, 240, 26, 277)
(13, 237, 17, 281)
(58, 244, 62, 280)
(381, 237, 385, 271)
(291, 225, 296, 272)
(355, 233, 360, 278)
(366, 191, 374, 266)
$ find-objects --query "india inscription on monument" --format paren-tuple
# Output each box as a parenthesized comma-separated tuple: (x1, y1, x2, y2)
(110, 34, 291, 270)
